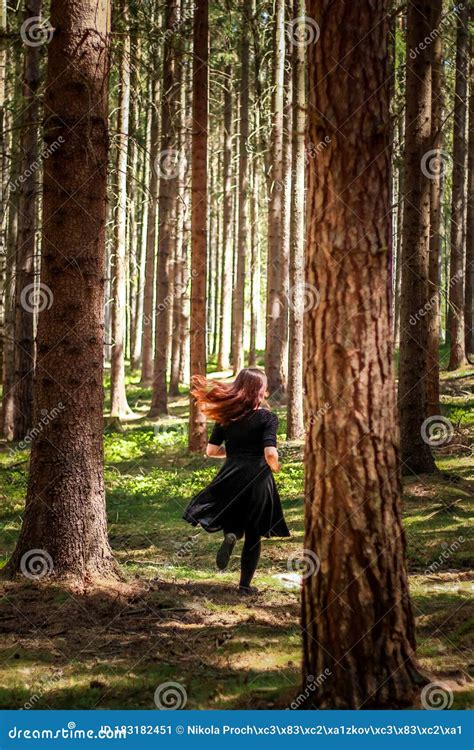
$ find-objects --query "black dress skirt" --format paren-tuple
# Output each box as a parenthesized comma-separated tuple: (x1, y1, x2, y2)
(183, 409, 290, 539)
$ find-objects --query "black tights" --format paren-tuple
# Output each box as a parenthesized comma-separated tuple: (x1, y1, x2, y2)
(225, 527, 261, 588)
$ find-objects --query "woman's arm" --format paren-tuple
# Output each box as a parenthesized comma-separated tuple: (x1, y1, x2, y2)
(264, 446, 280, 472)
(206, 443, 226, 458)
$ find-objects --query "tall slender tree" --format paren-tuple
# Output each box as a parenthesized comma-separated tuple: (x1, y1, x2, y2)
(466, 31, 474, 357)
(110, 0, 132, 417)
(13, 0, 42, 440)
(425, 0, 443, 416)
(447, 1, 469, 369)
(7, 0, 115, 581)
(265, 0, 285, 399)
(398, 0, 436, 474)
(287, 0, 305, 439)
(149, 0, 179, 416)
(302, 0, 424, 707)
(217, 66, 233, 372)
(189, 0, 208, 452)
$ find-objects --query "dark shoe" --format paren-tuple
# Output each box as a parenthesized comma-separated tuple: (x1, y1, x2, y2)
(238, 586, 259, 596)
(216, 533, 237, 570)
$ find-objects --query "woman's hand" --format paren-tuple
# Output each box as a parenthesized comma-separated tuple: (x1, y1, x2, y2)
(264, 446, 280, 472)
(206, 443, 226, 458)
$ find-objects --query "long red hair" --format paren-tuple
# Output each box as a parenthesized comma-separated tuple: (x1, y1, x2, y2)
(191, 368, 268, 425)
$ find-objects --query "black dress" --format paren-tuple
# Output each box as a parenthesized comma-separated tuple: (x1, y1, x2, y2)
(183, 409, 290, 538)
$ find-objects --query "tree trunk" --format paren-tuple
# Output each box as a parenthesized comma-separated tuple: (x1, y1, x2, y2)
(149, 0, 179, 417)
(302, 0, 424, 708)
(425, 0, 443, 416)
(7, 0, 116, 583)
(188, 0, 208, 453)
(464, 32, 473, 357)
(286, 0, 305, 440)
(13, 0, 42, 440)
(398, 0, 436, 475)
(140, 76, 159, 386)
(110, 0, 131, 417)
(217, 65, 233, 372)
(447, 2, 469, 370)
(249, 158, 260, 367)
(233, 4, 250, 375)
(265, 0, 285, 399)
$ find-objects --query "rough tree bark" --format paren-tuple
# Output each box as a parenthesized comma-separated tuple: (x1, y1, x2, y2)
(188, 0, 208, 453)
(287, 0, 305, 440)
(110, 0, 132, 417)
(398, 0, 436, 474)
(302, 0, 424, 708)
(217, 65, 233, 372)
(447, 2, 469, 370)
(13, 0, 42, 440)
(7, 0, 116, 582)
(466, 32, 474, 357)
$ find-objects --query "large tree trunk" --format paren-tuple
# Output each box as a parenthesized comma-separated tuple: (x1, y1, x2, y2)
(265, 0, 285, 399)
(302, 0, 424, 708)
(398, 0, 436, 475)
(7, 0, 116, 583)
(425, 0, 443, 416)
(188, 0, 208, 453)
(149, 0, 179, 417)
(217, 65, 233, 372)
(13, 0, 42, 440)
(447, 2, 469, 370)
(286, 0, 305, 440)
(110, 0, 131, 417)
(464, 31, 473, 357)
(140, 75, 159, 386)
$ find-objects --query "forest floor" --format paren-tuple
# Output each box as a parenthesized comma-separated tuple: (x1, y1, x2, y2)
(0, 363, 473, 710)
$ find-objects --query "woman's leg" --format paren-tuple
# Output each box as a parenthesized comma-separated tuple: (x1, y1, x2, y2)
(239, 527, 261, 589)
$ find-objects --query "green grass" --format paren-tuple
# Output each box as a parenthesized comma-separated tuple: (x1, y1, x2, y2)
(0, 367, 472, 709)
